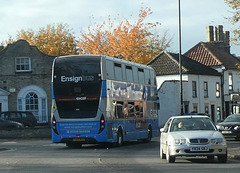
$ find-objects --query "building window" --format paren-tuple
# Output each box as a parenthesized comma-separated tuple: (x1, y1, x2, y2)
(193, 104, 198, 113)
(204, 81, 208, 97)
(15, 57, 31, 72)
(192, 81, 197, 97)
(217, 106, 221, 121)
(205, 105, 209, 114)
(25, 92, 39, 120)
(216, 82, 220, 98)
(17, 85, 48, 123)
(229, 73, 233, 91)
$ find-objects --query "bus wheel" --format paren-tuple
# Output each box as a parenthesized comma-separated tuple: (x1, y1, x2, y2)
(66, 142, 82, 148)
(117, 129, 123, 146)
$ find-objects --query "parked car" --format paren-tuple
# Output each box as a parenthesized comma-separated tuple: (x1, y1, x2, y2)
(0, 111, 37, 127)
(0, 118, 24, 130)
(216, 114, 240, 140)
(160, 115, 227, 163)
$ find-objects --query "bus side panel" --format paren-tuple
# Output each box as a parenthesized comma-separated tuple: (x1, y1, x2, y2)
(147, 119, 159, 137)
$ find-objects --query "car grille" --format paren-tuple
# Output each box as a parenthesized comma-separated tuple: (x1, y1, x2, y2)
(189, 138, 209, 144)
(223, 126, 232, 130)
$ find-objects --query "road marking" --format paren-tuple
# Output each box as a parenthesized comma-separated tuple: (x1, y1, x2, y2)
(98, 158, 103, 163)
(1, 142, 17, 144)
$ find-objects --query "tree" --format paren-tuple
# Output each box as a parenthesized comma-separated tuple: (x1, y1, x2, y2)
(78, 7, 171, 64)
(7, 23, 78, 56)
(225, 0, 240, 45)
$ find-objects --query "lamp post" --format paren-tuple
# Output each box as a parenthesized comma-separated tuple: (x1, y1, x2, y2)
(178, 0, 184, 115)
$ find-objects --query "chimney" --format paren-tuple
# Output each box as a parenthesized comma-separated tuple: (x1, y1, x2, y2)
(206, 26, 214, 42)
(224, 31, 230, 46)
(215, 25, 224, 41)
(206, 25, 231, 53)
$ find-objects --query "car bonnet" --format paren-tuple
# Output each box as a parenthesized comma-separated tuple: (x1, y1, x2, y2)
(170, 130, 223, 140)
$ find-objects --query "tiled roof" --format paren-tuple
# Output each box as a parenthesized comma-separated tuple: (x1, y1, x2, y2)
(148, 51, 220, 76)
(184, 42, 240, 69)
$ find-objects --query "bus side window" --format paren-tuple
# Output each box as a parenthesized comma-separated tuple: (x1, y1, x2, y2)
(126, 65, 133, 82)
(144, 69, 150, 85)
(135, 102, 143, 118)
(114, 102, 124, 119)
(114, 63, 123, 81)
(124, 103, 128, 118)
(138, 68, 144, 84)
(127, 102, 135, 118)
(106, 60, 114, 79)
(132, 66, 138, 83)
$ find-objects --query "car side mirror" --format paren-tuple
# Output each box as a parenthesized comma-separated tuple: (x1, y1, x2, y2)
(160, 128, 167, 133)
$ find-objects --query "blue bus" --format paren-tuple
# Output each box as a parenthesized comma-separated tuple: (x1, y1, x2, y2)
(51, 55, 159, 147)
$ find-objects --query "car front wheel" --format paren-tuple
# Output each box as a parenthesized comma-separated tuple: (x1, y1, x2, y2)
(160, 143, 166, 159)
(166, 146, 175, 163)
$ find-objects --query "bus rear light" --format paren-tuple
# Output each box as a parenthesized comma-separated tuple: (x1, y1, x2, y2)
(98, 114, 105, 134)
(52, 116, 59, 135)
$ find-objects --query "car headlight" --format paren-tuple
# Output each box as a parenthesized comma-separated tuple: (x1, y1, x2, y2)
(216, 125, 224, 130)
(234, 126, 240, 130)
(175, 139, 186, 144)
(211, 138, 224, 144)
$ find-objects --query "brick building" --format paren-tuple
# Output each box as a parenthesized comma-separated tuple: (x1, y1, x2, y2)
(0, 40, 55, 123)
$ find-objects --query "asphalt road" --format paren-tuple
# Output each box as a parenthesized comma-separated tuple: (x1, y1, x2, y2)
(0, 138, 240, 173)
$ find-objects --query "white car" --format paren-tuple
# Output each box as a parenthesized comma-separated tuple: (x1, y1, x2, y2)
(160, 115, 227, 163)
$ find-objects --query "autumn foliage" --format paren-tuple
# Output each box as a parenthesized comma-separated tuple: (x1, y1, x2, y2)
(3, 7, 170, 64)
(78, 7, 170, 64)
(8, 23, 78, 56)
(225, 0, 240, 45)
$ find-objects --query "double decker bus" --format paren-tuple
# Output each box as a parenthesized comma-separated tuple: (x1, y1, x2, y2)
(51, 55, 159, 147)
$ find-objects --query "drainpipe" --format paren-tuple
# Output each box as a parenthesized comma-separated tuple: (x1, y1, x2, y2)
(221, 66, 226, 120)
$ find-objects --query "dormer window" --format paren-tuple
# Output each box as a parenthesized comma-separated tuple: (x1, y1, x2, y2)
(15, 57, 31, 72)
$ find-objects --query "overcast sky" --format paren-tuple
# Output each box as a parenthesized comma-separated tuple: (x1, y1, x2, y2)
(1, 0, 239, 55)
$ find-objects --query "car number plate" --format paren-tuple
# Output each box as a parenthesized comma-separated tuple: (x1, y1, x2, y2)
(73, 138, 85, 142)
(190, 147, 209, 151)
(222, 131, 232, 134)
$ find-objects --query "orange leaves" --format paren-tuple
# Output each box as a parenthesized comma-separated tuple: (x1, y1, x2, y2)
(78, 7, 170, 64)
(15, 23, 78, 56)
(4, 7, 171, 62)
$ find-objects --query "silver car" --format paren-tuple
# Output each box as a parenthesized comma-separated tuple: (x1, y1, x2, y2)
(160, 115, 227, 163)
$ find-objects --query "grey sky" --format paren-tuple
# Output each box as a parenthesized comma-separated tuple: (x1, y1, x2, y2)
(0, 0, 239, 55)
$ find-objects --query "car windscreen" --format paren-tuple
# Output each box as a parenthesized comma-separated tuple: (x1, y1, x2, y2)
(224, 114, 240, 122)
(170, 118, 216, 132)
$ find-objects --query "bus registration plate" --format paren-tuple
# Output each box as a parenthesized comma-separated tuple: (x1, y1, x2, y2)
(190, 147, 209, 151)
(73, 138, 85, 142)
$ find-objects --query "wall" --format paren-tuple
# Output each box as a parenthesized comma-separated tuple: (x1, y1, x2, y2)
(0, 40, 55, 123)
(157, 74, 221, 125)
